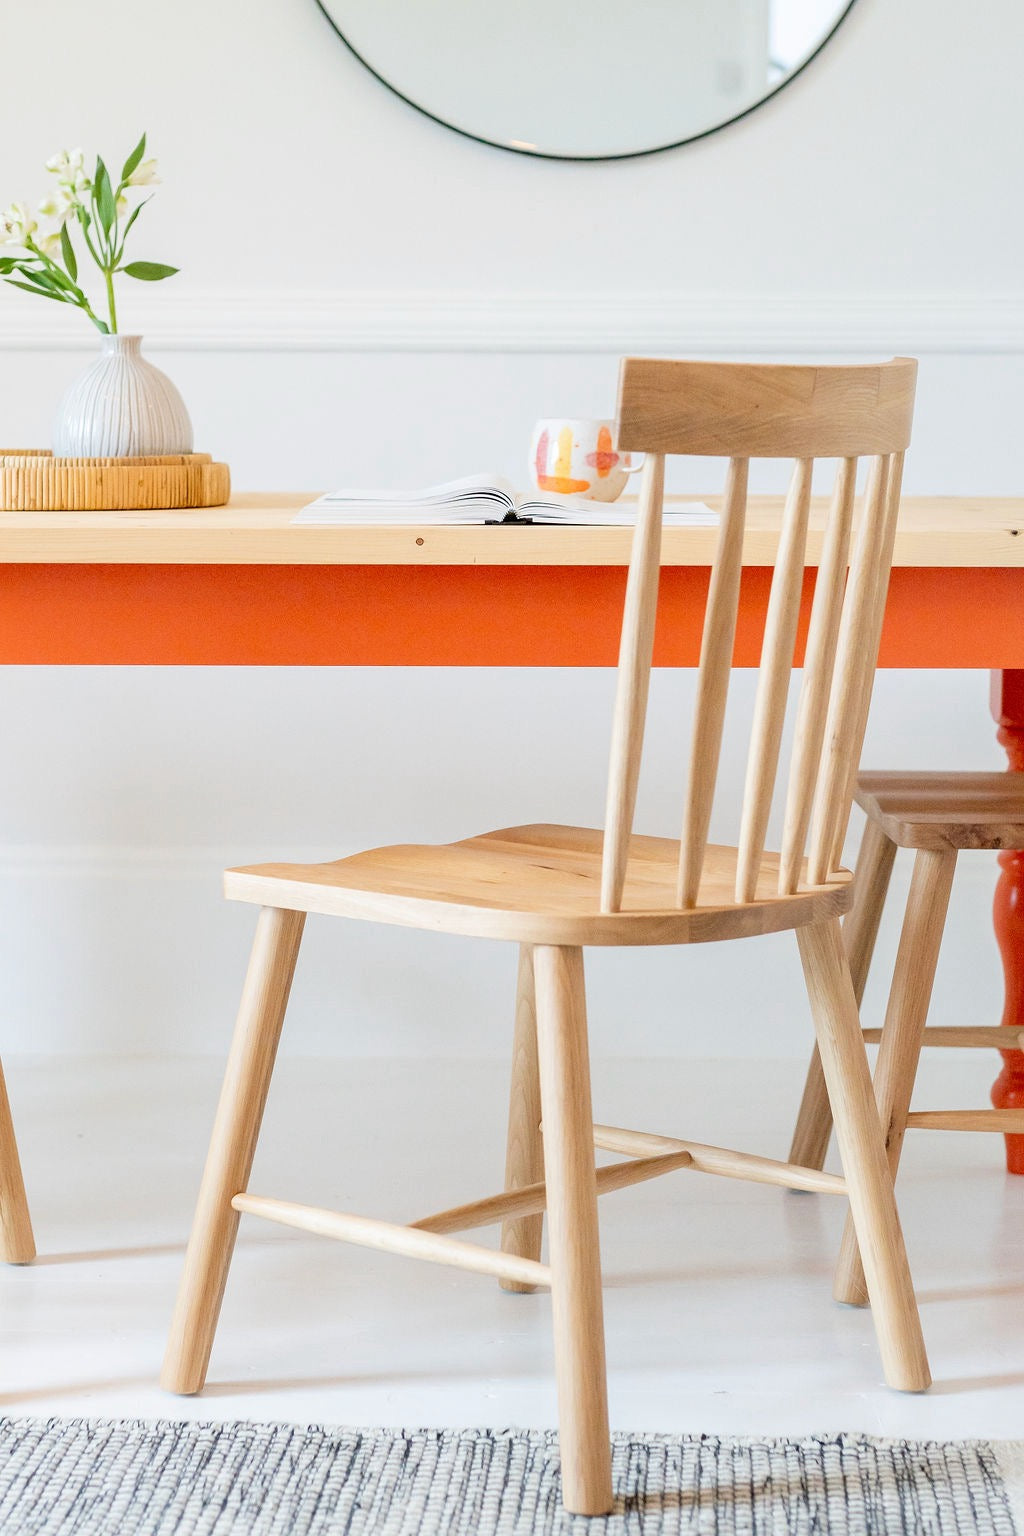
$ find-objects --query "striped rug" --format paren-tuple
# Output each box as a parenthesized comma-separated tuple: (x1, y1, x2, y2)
(0, 1420, 1020, 1534)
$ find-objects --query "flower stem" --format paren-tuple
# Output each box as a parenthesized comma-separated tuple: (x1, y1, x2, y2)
(104, 265, 117, 333)
(23, 236, 108, 333)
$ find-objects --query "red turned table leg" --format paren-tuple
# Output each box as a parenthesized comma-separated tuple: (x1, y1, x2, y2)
(990, 669, 1024, 1173)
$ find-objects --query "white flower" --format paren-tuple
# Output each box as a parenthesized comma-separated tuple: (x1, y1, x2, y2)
(0, 202, 37, 246)
(38, 232, 62, 258)
(38, 184, 77, 219)
(45, 147, 88, 189)
(127, 157, 159, 186)
(116, 193, 128, 215)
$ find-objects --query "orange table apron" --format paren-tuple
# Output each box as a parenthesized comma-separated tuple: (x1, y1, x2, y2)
(0, 562, 1023, 668)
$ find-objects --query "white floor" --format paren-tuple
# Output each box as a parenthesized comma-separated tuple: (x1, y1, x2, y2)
(2, 1054, 1023, 1441)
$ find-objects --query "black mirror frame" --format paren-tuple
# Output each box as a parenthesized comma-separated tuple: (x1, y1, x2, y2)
(311, 0, 858, 162)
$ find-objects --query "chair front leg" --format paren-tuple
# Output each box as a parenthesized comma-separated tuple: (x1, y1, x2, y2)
(0, 1059, 33, 1264)
(500, 944, 545, 1292)
(161, 906, 305, 1395)
(797, 917, 930, 1392)
(834, 847, 957, 1304)
(533, 944, 612, 1517)
(790, 818, 897, 1170)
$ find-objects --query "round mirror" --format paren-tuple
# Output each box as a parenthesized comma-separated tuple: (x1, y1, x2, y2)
(314, 0, 856, 161)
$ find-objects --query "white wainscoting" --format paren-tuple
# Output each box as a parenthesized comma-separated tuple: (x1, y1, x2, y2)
(1, 291, 1022, 355)
(0, 665, 1005, 1059)
(0, 836, 1004, 1060)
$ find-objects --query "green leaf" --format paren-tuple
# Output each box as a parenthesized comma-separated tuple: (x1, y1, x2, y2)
(112, 197, 149, 264)
(0, 257, 17, 275)
(59, 222, 78, 282)
(94, 157, 117, 237)
(14, 265, 60, 292)
(39, 262, 80, 296)
(121, 131, 147, 184)
(121, 260, 178, 281)
(4, 277, 70, 305)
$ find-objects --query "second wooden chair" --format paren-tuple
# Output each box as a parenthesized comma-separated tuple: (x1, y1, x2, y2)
(789, 768, 1024, 1304)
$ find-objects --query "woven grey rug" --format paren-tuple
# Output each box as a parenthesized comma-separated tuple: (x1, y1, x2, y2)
(0, 1420, 1021, 1536)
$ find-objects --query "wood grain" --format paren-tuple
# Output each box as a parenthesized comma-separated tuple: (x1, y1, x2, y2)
(834, 847, 957, 1306)
(231, 1194, 552, 1290)
(797, 918, 930, 1391)
(779, 458, 857, 893)
(863, 1026, 1024, 1049)
(533, 946, 612, 1516)
(677, 457, 749, 907)
(0, 1059, 34, 1264)
(736, 457, 813, 902)
(601, 454, 665, 911)
(856, 771, 1024, 850)
(225, 823, 854, 947)
(161, 906, 305, 1395)
(499, 945, 545, 1291)
(413, 1151, 694, 1235)
(592, 1123, 847, 1195)
(789, 816, 897, 1171)
(616, 358, 917, 458)
(1, 493, 1021, 566)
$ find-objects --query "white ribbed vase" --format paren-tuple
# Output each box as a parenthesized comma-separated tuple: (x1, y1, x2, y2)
(53, 334, 193, 457)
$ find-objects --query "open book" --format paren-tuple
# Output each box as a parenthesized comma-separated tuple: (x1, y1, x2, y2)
(294, 474, 717, 527)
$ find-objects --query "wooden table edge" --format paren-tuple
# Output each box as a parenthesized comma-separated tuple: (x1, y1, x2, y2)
(0, 494, 1023, 566)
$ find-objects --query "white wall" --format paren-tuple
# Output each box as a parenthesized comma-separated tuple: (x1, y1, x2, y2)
(0, 0, 1020, 1059)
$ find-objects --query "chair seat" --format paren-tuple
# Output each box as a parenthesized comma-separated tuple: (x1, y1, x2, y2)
(225, 823, 853, 947)
(857, 771, 1024, 850)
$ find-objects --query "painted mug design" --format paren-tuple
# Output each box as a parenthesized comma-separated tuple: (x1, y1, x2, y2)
(529, 418, 642, 502)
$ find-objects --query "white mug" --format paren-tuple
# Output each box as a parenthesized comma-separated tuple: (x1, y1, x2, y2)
(529, 418, 643, 503)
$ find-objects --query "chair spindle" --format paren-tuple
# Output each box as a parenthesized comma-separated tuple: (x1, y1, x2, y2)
(778, 456, 858, 893)
(735, 457, 814, 903)
(807, 454, 891, 884)
(677, 456, 750, 907)
(600, 453, 665, 912)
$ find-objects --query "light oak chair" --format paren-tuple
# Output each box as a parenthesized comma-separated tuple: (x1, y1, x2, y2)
(789, 769, 1024, 1304)
(0, 1065, 34, 1265)
(162, 357, 927, 1517)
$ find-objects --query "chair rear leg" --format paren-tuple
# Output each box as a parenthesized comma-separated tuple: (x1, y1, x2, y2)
(834, 848, 957, 1304)
(533, 945, 612, 1516)
(500, 944, 545, 1292)
(0, 1059, 34, 1264)
(790, 818, 897, 1169)
(797, 917, 930, 1391)
(162, 906, 305, 1394)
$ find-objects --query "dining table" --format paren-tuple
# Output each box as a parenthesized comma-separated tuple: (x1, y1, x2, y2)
(3, 490, 1024, 1169)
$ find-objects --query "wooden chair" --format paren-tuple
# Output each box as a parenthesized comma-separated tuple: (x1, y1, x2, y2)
(789, 769, 1024, 1305)
(161, 357, 927, 1517)
(0, 1063, 34, 1265)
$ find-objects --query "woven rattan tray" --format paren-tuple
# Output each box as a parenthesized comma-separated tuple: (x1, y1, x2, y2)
(0, 451, 230, 510)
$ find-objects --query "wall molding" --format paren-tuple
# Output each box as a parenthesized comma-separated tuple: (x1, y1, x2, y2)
(0, 842, 998, 894)
(0, 290, 1022, 355)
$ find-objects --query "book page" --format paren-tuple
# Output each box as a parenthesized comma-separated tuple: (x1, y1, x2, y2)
(516, 495, 718, 526)
(294, 474, 517, 524)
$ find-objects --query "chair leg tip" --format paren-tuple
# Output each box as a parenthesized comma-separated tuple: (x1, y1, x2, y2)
(833, 1287, 870, 1308)
(888, 1368, 932, 1394)
(159, 1363, 204, 1396)
(563, 1492, 615, 1517)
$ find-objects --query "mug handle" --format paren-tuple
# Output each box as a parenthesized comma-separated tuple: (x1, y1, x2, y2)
(618, 451, 646, 474)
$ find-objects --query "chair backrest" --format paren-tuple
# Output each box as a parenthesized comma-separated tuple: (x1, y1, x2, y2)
(600, 356, 917, 913)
